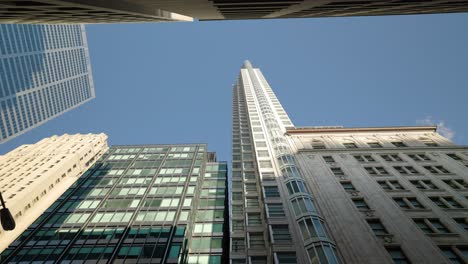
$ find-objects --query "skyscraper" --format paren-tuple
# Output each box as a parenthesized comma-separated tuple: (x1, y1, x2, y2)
(230, 61, 468, 263)
(0, 133, 108, 253)
(0, 144, 229, 263)
(0, 24, 95, 143)
(0, 0, 467, 24)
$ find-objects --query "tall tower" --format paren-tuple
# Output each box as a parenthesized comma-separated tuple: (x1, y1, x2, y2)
(0, 144, 229, 263)
(0, 24, 95, 143)
(230, 61, 340, 264)
(231, 61, 468, 264)
(0, 133, 108, 253)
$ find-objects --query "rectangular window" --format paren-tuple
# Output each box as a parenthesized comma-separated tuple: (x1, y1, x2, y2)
(322, 156, 335, 163)
(414, 219, 451, 234)
(385, 247, 410, 264)
(247, 213, 262, 226)
(367, 142, 382, 148)
(443, 179, 467, 190)
(340, 181, 356, 191)
(393, 166, 420, 175)
(409, 180, 439, 190)
(446, 153, 463, 161)
(377, 180, 405, 191)
(248, 233, 265, 249)
(352, 198, 370, 210)
(423, 165, 451, 174)
(391, 142, 407, 147)
(439, 246, 467, 264)
(331, 167, 345, 176)
(264, 186, 280, 198)
(271, 225, 292, 244)
(354, 155, 375, 162)
(393, 197, 424, 209)
(429, 197, 464, 209)
(267, 203, 286, 217)
(365, 166, 389, 176)
(343, 142, 358, 149)
(367, 219, 389, 235)
(380, 154, 403, 162)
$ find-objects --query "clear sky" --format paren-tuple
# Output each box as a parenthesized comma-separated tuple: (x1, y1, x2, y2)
(1, 13, 467, 162)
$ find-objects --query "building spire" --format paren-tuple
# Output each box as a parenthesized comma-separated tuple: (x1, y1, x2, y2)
(242, 60, 253, 69)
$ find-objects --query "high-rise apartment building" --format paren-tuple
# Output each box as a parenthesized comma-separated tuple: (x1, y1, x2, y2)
(0, 133, 108, 253)
(230, 61, 468, 263)
(0, 144, 229, 264)
(0, 0, 467, 24)
(0, 24, 95, 143)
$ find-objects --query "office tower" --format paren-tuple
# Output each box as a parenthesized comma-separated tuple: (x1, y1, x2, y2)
(0, 144, 229, 264)
(0, 24, 95, 143)
(231, 61, 468, 263)
(0, 0, 467, 24)
(0, 133, 108, 254)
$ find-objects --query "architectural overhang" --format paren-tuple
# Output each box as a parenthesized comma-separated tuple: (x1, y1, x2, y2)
(286, 126, 438, 135)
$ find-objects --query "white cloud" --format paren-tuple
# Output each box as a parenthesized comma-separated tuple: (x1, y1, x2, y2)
(416, 116, 455, 140)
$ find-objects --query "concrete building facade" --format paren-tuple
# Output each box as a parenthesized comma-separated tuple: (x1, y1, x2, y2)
(230, 61, 467, 264)
(0, 133, 108, 253)
(0, 144, 229, 264)
(0, 24, 95, 143)
(0, 0, 467, 24)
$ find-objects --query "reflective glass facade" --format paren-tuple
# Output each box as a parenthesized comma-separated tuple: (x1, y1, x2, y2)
(0, 24, 95, 143)
(0, 144, 228, 263)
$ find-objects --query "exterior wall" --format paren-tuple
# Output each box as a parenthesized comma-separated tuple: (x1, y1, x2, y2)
(288, 129, 468, 263)
(0, 133, 108, 253)
(0, 24, 95, 143)
(0, 144, 228, 263)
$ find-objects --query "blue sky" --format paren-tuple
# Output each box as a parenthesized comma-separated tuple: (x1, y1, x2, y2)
(1, 13, 467, 162)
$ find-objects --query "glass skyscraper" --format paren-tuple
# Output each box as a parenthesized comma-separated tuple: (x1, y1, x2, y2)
(0, 144, 228, 263)
(0, 24, 95, 143)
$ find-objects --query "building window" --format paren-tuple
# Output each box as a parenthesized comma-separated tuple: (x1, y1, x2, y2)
(271, 225, 292, 244)
(352, 198, 370, 210)
(423, 165, 451, 174)
(380, 154, 403, 162)
(409, 180, 439, 190)
(443, 179, 468, 190)
(413, 218, 451, 234)
(391, 141, 407, 148)
(291, 196, 317, 216)
(354, 155, 375, 162)
(231, 238, 245, 252)
(446, 153, 463, 161)
(260, 160, 273, 168)
(368, 142, 383, 148)
(286, 180, 308, 195)
(365, 166, 389, 176)
(385, 247, 410, 264)
(331, 167, 345, 176)
(264, 186, 281, 198)
(275, 252, 297, 264)
(439, 246, 467, 264)
(393, 197, 425, 209)
(248, 233, 265, 249)
(307, 242, 340, 264)
(340, 181, 356, 192)
(247, 213, 262, 226)
(377, 180, 405, 191)
(311, 140, 326, 149)
(266, 203, 286, 218)
(393, 166, 420, 175)
(453, 218, 468, 231)
(420, 138, 438, 147)
(323, 156, 335, 163)
(343, 142, 358, 149)
(429, 197, 464, 209)
(298, 216, 329, 240)
(367, 219, 389, 235)
(407, 153, 431, 161)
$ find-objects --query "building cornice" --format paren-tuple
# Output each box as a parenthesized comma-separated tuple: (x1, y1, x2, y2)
(286, 126, 437, 135)
(296, 146, 468, 154)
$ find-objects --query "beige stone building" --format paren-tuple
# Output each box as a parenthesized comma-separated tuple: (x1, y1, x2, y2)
(288, 126, 468, 263)
(0, 133, 108, 253)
